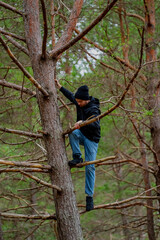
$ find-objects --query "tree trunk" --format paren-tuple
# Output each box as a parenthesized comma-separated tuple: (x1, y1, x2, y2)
(0, 218, 4, 240)
(144, 0, 160, 203)
(23, 1, 83, 239)
(144, 0, 157, 239)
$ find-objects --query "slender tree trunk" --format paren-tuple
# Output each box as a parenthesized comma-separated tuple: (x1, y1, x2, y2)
(144, 0, 157, 239)
(0, 218, 4, 240)
(23, 1, 83, 239)
(130, 89, 155, 240)
(144, 0, 160, 204)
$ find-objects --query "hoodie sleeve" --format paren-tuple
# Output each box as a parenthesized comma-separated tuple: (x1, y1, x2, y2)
(60, 86, 77, 105)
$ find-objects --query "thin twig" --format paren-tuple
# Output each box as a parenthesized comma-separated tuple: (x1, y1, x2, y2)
(20, 171, 62, 192)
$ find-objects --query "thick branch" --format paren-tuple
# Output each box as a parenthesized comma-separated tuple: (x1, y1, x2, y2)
(0, 159, 51, 170)
(52, 0, 83, 56)
(50, 0, 118, 58)
(0, 35, 49, 97)
(0, 79, 36, 97)
(0, 127, 43, 138)
(74, 156, 116, 168)
(0, 1, 23, 15)
(40, 0, 48, 59)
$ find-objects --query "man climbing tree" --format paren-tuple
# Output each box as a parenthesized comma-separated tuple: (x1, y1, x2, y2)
(55, 80, 101, 211)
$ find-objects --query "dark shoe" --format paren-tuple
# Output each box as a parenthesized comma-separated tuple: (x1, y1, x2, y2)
(86, 196, 94, 211)
(68, 157, 83, 168)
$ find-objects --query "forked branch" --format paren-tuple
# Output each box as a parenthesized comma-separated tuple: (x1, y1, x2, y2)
(50, 0, 118, 58)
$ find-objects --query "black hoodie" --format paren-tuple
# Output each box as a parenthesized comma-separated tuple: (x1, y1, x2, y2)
(60, 86, 101, 143)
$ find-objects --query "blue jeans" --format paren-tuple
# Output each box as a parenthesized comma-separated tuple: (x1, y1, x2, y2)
(69, 129, 98, 196)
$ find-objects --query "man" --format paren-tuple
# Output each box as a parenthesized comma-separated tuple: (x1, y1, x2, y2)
(55, 80, 101, 211)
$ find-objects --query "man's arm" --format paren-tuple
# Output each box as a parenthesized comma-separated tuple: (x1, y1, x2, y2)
(55, 79, 77, 104)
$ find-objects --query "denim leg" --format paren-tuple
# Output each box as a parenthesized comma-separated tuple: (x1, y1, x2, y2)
(69, 129, 84, 159)
(84, 138, 98, 196)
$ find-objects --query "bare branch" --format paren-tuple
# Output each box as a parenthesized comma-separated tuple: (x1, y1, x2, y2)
(0, 1, 23, 16)
(0, 159, 51, 170)
(4, 35, 29, 55)
(81, 45, 123, 74)
(50, 0, 118, 58)
(0, 27, 25, 42)
(58, 96, 71, 111)
(79, 187, 160, 212)
(51, 0, 55, 47)
(0, 35, 49, 97)
(0, 168, 49, 173)
(0, 212, 56, 220)
(20, 171, 62, 192)
(0, 126, 43, 138)
(0, 79, 36, 97)
(74, 156, 116, 168)
(40, 0, 48, 59)
(51, 0, 83, 58)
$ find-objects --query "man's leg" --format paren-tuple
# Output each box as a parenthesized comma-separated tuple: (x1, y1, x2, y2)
(68, 129, 84, 167)
(84, 138, 98, 210)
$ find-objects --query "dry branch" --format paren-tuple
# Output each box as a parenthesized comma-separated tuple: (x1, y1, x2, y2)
(0, 127, 43, 138)
(0, 168, 49, 173)
(0, 212, 56, 220)
(0, 27, 25, 42)
(0, 79, 36, 97)
(50, 0, 118, 58)
(4, 35, 29, 55)
(58, 96, 71, 111)
(40, 0, 48, 59)
(0, 159, 51, 170)
(0, 1, 23, 15)
(0, 35, 49, 97)
(20, 171, 62, 192)
(74, 156, 116, 168)
(79, 192, 160, 213)
(51, 0, 83, 58)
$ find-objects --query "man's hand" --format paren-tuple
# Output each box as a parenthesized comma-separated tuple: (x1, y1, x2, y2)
(74, 120, 83, 129)
(55, 79, 62, 89)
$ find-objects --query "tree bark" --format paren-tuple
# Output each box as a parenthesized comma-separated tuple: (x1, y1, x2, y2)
(23, 0, 83, 239)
